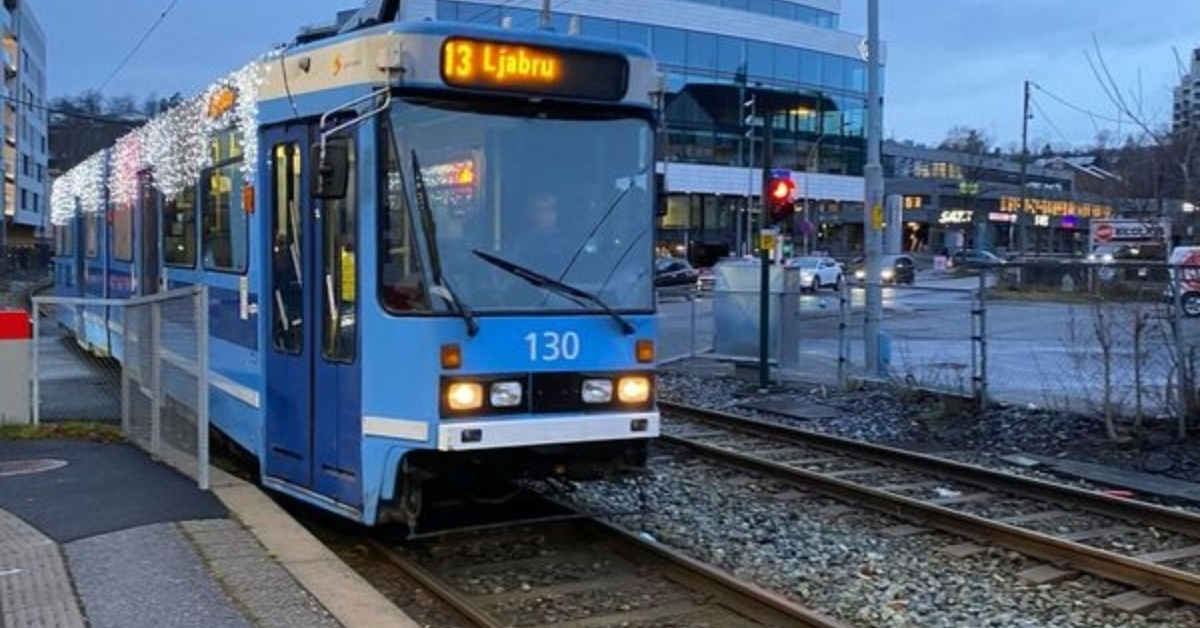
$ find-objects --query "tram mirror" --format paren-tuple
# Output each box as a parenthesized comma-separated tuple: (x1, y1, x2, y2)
(654, 172, 667, 217)
(311, 139, 350, 200)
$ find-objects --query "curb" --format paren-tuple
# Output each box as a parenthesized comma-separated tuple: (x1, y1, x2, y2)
(206, 467, 421, 628)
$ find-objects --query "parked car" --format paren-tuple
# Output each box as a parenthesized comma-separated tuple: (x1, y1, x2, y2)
(952, 249, 1007, 266)
(654, 257, 700, 288)
(852, 254, 916, 285)
(695, 267, 716, 291)
(784, 256, 843, 291)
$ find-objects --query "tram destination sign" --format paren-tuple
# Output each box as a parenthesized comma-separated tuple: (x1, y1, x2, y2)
(441, 37, 628, 101)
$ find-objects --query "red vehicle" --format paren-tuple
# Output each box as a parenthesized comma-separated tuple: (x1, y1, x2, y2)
(1169, 246, 1200, 317)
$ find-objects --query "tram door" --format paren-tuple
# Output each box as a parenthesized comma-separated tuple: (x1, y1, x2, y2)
(262, 125, 362, 508)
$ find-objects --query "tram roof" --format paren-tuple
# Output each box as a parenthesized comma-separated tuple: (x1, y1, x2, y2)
(256, 20, 661, 124)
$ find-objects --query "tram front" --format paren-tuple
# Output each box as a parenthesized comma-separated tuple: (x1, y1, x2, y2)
(361, 25, 662, 526)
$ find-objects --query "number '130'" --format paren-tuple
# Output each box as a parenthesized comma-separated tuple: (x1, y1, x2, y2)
(525, 331, 580, 361)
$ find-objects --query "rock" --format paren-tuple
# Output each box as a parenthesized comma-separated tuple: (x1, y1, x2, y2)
(1142, 452, 1175, 474)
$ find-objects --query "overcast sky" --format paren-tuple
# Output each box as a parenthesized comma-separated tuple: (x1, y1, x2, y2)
(27, 0, 1200, 151)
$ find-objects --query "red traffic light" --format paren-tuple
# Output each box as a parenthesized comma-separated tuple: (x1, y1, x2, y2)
(765, 171, 796, 225)
(769, 176, 794, 201)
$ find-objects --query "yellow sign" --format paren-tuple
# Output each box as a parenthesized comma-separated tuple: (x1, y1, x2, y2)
(443, 38, 560, 86)
(207, 86, 237, 119)
(871, 203, 885, 230)
(759, 231, 776, 251)
(999, 196, 1113, 219)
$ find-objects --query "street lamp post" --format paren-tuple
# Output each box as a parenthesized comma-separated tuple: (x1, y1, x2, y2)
(741, 94, 757, 257)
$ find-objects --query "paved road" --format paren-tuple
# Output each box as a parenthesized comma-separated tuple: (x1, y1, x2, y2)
(657, 271, 1198, 413)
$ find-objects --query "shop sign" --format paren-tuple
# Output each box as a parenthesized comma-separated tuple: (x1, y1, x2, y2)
(938, 210, 972, 225)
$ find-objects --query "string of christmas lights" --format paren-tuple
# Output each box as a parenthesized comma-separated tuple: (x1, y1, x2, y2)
(52, 57, 270, 225)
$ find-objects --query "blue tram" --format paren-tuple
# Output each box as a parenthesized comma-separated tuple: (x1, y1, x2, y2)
(49, 5, 661, 527)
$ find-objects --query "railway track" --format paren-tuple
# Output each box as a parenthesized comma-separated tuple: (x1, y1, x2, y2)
(659, 400, 1200, 611)
(367, 517, 855, 628)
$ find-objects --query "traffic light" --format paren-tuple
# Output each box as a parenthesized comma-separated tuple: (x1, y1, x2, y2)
(765, 169, 795, 224)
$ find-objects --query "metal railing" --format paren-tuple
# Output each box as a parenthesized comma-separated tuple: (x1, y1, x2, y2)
(31, 286, 211, 488)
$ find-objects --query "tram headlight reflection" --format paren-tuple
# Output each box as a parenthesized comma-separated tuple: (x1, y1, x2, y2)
(447, 382, 484, 411)
(489, 381, 523, 407)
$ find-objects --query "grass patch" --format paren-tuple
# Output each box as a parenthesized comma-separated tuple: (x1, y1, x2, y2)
(0, 421, 123, 443)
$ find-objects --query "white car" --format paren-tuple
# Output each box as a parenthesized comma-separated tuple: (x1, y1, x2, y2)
(785, 256, 844, 291)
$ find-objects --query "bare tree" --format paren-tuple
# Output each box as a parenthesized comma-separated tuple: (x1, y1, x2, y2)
(1086, 39, 1199, 438)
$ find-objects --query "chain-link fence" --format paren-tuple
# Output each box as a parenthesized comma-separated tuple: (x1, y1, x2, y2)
(31, 286, 210, 488)
(984, 260, 1199, 435)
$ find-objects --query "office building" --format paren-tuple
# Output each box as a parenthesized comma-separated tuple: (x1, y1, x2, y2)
(1174, 47, 1200, 133)
(1, 0, 48, 256)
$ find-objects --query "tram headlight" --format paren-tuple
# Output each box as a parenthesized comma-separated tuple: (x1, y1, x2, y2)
(489, 381, 523, 408)
(617, 376, 651, 404)
(582, 379, 614, 404)
(447, 382, 484, 411)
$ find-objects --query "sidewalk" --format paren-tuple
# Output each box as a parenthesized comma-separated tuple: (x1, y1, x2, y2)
(0, 438, 419, 628)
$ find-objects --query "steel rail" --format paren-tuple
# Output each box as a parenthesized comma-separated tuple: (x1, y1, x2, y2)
(661, 400, 1200, 606)
(660, 400, 1200, 535)
(368, 518, 857, 628)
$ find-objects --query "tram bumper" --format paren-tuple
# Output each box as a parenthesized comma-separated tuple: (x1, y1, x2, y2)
(437, 411, 659, 451)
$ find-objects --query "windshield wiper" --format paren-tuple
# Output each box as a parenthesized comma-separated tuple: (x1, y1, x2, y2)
(472, 249, 635, 336)
(410, 149, 478, 337)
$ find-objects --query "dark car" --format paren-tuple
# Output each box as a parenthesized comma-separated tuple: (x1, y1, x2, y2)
(852, 254, 916, 285)
(654, 257, 700, 287)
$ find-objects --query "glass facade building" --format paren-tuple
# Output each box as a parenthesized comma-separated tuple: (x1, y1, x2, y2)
(415, 0, 875, 262)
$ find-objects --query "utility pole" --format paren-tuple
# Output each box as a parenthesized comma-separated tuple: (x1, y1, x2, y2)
(863, 0, 884, 376)
(540, 0, 551, 28)
(1018, 79, 1031, 255)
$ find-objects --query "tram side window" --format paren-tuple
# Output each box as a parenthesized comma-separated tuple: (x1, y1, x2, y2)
(271, 143, 303, 354)
(380, 128, 430, 314)
(202, 162, 248, 273)
(322, 139, 357, 363)
(163, 186, 197, 267)
(113, 204, 133, 262)
(85, 213, 99, 259)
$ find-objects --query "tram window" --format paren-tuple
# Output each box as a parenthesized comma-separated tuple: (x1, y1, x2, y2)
(163, 186, 196, 267)
(113, 204, 133, 262)
(322, 139, 357, 363)
(379, 128, 430, 314)
(85, 213, 99, 259)
(271, 143, 303, 354)
(201, 161, 248, 273)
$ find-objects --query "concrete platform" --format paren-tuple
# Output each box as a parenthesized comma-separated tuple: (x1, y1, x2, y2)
(0, 439, 419, 628)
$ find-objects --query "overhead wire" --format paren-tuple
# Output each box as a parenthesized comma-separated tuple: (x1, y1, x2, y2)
(96, 0, 186, 94)
(1029, 95, 1075, 148)
(1030, 82, 1127, 126)
(3, 94, 144, 127)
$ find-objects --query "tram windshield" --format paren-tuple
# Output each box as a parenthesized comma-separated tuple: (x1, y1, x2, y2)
(380, 98, 656, 315)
